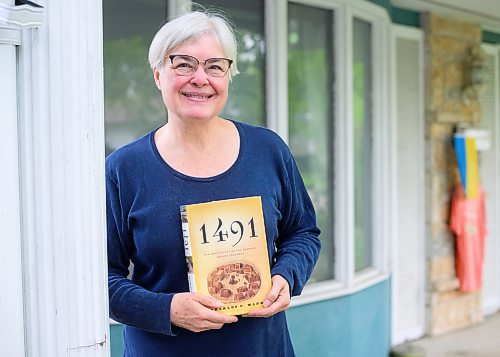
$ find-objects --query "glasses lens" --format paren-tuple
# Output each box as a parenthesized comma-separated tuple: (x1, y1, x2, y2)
(204, 58, 231, 77)
(171, 55, 198, 75)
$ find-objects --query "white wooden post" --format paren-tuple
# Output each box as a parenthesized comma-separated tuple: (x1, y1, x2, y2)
(1, 0, 110, 355)
(0, 2, 26, 355)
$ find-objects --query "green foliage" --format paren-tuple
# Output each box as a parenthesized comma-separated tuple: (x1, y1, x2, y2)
(352, 60, 373, 272)
(104, 36, 164, 125)
(104, 36, 165, 153)
(221, 30, 265, 126)
(288, 30, 334, 282)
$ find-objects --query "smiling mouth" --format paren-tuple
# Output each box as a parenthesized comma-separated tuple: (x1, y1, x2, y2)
(183, 93, 214, 99)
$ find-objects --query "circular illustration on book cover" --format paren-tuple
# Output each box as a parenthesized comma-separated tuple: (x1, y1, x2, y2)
(207, 262, 261, 302)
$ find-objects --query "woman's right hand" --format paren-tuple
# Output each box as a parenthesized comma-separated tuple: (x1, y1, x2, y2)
(170, 292, 238, 332)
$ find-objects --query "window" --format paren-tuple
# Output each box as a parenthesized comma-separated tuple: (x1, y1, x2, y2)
(352, 18, 373, 272)
(103, 0, 168, 155)
(288, 3, 334, 282)
(284, 1, 391, 295)
(197, 0, 266, 126)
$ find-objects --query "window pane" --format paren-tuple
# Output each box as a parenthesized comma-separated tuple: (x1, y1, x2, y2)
(103, 0, 167, 155)
(197, 0, 265, 126)
(352, 18, 373, 272)
(288, 4, 334, 282)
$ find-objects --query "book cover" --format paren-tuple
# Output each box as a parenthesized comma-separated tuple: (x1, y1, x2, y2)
(180, 196, 271, 315)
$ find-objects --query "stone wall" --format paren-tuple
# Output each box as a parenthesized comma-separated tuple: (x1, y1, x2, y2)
(422, 13, 483, 336)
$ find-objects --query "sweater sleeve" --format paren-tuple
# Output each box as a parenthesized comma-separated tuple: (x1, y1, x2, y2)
(271, 155, 321, 296)
(106, 175, 176, 335)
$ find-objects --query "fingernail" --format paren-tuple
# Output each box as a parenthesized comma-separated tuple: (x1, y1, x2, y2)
(263, 300, 270, 307)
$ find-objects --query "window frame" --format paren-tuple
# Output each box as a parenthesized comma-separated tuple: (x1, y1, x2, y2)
(265, 0, 393, 306)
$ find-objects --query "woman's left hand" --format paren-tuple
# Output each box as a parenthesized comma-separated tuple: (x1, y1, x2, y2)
(245, 275, 290, 318)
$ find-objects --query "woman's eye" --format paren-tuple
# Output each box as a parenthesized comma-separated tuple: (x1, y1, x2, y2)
(176, 62, 194, 69)
(209, 65, 223, 71)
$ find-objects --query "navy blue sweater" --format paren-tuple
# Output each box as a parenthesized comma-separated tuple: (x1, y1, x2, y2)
(106, 121, 321, 356)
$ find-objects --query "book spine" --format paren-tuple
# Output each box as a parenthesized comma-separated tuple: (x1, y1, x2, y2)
(180, 205, 197, 292)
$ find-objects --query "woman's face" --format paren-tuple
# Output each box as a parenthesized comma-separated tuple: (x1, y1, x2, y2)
(154, 34, 230, 124)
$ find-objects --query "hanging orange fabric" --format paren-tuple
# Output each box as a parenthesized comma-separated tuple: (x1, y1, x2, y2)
(449, 184, 487, 292)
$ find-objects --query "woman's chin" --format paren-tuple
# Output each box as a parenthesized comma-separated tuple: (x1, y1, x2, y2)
(180, 113, 218, 123)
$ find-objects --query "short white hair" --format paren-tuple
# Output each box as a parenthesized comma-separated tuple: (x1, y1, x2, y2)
(148, 11, 239, 79)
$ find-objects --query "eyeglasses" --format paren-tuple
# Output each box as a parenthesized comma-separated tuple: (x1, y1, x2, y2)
(168, 54, 233, 77)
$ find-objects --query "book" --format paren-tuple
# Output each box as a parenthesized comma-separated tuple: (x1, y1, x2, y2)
(180, 196, 272, 315)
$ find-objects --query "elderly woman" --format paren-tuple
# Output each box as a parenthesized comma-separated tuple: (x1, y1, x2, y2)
(106, 10, 320, 357)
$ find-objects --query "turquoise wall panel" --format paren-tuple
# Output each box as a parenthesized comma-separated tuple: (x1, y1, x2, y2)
(287, 280, 391, 357)
(110, 324, 124, 357)
(110, 280, 391, 357)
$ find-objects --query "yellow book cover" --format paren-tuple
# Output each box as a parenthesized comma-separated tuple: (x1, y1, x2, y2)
(180, 196, 271, 315)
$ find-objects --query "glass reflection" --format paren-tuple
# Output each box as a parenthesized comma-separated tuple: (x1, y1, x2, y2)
(288, 3, 334, 282)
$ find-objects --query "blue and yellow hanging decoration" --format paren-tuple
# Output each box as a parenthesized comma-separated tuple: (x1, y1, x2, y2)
(453, 133, 479, 199)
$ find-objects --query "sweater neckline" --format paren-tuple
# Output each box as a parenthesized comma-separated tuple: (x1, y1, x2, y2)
(149, 119, 245, 182)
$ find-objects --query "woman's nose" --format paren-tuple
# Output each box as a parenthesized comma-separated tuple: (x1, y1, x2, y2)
(189, 66, 209, 87)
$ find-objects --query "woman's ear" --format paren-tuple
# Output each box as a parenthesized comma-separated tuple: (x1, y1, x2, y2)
(153, 68, 162, 90)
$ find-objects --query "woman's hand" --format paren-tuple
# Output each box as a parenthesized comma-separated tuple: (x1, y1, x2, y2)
(170, 292, 238, 332)
(245, 275, 291, 318)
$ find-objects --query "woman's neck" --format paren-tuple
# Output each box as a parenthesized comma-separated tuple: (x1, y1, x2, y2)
(153, 116, 240, 178)
(159, 116, 225, 151)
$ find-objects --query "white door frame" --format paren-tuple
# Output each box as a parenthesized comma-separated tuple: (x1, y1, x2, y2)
(391, 24, 426, 345)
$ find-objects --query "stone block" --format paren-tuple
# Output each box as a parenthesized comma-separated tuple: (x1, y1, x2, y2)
(462, 102, 482, 123)
(430, 256, 456, 282)
(430, 221, 445, 238)
(444, 61, 465, 90)
(428, 57, 444, 110)
(436, 111, 466, 123)
(429, 122, 454, 138)
(429, 233, 455, 257)
(430, 193, 449, 224)
(431, 290, 460, 304)
(425, 111, 438, 128)
(430, 139, 453, 171)
(432, 277, 459, 292)
(429, 34, 467, 55)
(442, 98, 466, 114)
(430, 173, 453, 222)
(426, 14, 481, 43)
(429, 291, 483, 336)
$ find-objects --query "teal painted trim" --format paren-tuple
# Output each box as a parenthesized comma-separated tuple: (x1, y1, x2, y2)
(366, 0, 391, 9)
(483, 30, 500, 44)
(392, 7, 420, 28)
(287, 279, 391, 357)
(366, 0, 420, 28)
(110, 324, 124, 357)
